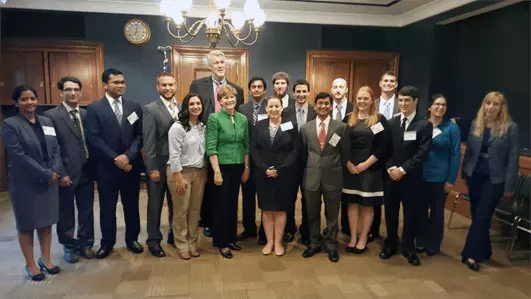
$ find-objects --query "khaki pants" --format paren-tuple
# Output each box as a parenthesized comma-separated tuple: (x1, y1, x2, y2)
(167, 167, 207, 253)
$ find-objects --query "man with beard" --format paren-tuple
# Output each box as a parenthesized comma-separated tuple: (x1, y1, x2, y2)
(143, 72, 182, 257)
(272, 72, 296, 116)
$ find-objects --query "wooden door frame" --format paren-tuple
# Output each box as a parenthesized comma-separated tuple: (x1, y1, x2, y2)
(171, 46, 249, 103)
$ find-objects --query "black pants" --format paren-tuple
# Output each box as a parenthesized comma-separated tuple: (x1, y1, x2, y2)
(416, 181, 446, 252)
(212, 164, 244, 248)
(462, 172, 504, 262)
(57, 164, 95, 249)
(383, 177, 421, 254)
(146, 160, 173, 247)
(241, 170, 257, 234)
(98, 172, 141, 247)
(371, 205, 382, 236)
(340, 201, 349, 234)
(200, 165, 214, 228)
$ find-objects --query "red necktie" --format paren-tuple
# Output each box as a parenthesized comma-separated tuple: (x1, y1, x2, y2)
(319, 121, 326, 150)
(214, 82, 221, 112)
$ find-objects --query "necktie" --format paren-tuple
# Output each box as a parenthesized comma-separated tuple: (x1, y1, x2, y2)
(297, 108, 304, 131)
(214, 81, 221, 112)
(319, 121, 326, 150)
(401, 117, 408, 132)
(70, 110, 88, 164)
(169, 102, 177, 121)
(253, 103, 259, 125)
(113, 99, 122, 125)
(335, 104, 342, 121)
(384, 101, 391, 120)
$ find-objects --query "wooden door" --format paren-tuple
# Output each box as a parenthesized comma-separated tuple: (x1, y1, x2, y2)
(306, 50, 399, 105)
(48, 52, 100, 105)
(0, 50, 46, 105)
(172, 46, 249, 103)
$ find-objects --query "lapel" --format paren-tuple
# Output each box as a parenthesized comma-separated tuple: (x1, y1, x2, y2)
(271, 123, 285, 148)
(306, 104, 315, 122)
(102, 97, 121, 128)
(203, 77, 215, 114)
(324, 120, 337, 151)
(156, 98, 174, 122)
(407, 112, 421, 131)
(18, 114, 44, 160)
(308, 119, 321, 152)
(488, 131, 498, 144)
(58, 105, 81, 138)
(121, 99, 130, 126)
(37, 115, 54, 160)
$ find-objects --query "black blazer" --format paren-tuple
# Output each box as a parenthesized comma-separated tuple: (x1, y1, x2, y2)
(386, 112, 432, 179)
(189, 76, 244, 124)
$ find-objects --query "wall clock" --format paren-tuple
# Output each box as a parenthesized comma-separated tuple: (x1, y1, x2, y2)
(124, 18, 151, 46)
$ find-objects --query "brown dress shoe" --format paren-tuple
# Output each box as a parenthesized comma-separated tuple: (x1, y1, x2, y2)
(190, 250, 200, 258)
(178, 252, 191, 260)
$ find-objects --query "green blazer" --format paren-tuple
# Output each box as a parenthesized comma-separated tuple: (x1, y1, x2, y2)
(206, 108, 249, 165)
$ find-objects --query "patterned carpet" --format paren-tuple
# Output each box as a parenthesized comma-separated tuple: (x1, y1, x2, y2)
(0, 191, 529, 299)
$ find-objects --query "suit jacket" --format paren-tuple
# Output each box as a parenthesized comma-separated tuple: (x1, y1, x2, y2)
(375, 96, 400, 118)
(189, 76, 244, 124)
(283, 95, 297, 115)
(300, 118, 348, 192)
(85, 97, 143, 179)
(330, 101, 354, 123)
(44, 105, 93, 186)
(462, 120, 519, 192)
(386, 112, 432, 180)
(1, 114, 62, 183)
(143, 98, 182, 173)
(237, 99, 267, 145)
(294, 102, 317, 126)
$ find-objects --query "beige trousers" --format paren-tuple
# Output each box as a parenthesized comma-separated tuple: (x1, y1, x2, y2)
(167, 167, 207, 254)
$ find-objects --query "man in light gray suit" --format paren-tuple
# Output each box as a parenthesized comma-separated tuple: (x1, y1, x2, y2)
(300, 92, 348, 263)
(143, 72, 182, 257)
(44, 76, 95, 264)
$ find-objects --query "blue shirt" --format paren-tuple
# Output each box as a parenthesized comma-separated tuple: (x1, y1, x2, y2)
(423, 119, 461, 183)
(212, 76, 227, 98)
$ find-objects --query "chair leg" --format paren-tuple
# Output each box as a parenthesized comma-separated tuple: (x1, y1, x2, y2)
(447, 194, 460, 229)
(507, 216, 522, 260)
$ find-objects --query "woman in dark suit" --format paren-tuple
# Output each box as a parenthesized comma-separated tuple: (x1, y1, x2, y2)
(461, 91, 519, 271)
(251, 96, 299, 256)
(2, 85, 62, 280)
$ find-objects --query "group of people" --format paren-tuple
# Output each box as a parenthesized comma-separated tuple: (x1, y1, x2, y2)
(1, 49, 519, 282)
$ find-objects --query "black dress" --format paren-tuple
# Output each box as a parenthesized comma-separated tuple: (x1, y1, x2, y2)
(342, 114, 390, 206)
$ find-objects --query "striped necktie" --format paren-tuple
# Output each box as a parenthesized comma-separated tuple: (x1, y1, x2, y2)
(113, 99, 122, 125)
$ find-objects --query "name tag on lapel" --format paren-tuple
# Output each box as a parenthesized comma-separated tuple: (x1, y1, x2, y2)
(328, 133, 341, 147)
(280, 121, 294, 131)
(370, 122, 384, 135)
(127, 112, 139, 125)
(42, 126, 56, 136)
(404, 131, 417, 141)
(432, 127, 442, 139)
(257, 114, 268, 121)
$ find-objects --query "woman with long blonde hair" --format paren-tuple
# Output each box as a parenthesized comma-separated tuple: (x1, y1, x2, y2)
(461, 91, 519, 271)
(342, 86, 391, 254)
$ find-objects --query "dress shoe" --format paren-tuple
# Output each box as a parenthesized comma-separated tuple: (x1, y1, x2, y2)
(302, 247, 322, 258)
(283, 232, 295, 243)
(25, 266, 45, 281)
(274, 245, 285, 256)
(237, 230, 257, 241)
(415, 247, 426, 253)
(78, 247, 96, 259)
(346, 245, 366, 254)
(462, 257, 480, 272)
(203, 227, 212, 237)
(126, 241, 144, 254)
(300, 236, 310, 246)
(227, 243, 242, 251)
(322, 227, 329, 236)
(219, 248, 233, 259)
(96, 245, 113, 259)
(328, 250, 340, 262)
(190, 250, 200, 258)
(379, 247, 397, 260)
(426, 249, 437, 256)
(38, 258, 61, 274)
(257, 237, 267, 246)
(178, 252, 191, 260)
(63, 247, 80, 264)
(262, 245, 273, 255)
(148, 244, 166, 257)
(367, 232, 380, 243)
(403, 252, 421, 266)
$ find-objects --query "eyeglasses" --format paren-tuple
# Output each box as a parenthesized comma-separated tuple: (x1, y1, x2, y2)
(63, 88, 81, 93)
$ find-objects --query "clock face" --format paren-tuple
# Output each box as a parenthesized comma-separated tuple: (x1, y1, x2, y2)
(124, 19, 151, 45)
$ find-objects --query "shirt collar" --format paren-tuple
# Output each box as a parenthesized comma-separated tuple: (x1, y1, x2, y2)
(105, 93, 122, 104)
(380, 94, 395, 104)
(401, 111, 416, 121)
(212, 76, 227, 85)
(296, 102, 308, 111)
(334, 98, 347, 108)
(252, 98, 263, 107)
(317, 115, 331, 127)
(160, 96, 177, 107)
(62, 102, 79, 113)
(281, 94, 289, 102)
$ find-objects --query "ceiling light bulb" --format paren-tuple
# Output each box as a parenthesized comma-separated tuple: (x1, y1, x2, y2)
(244, 0, 260, 19)
(205, 12, 220, 28)
(180, 0, 193, 12)
(253, 9, 265, 27)
(170, 11, 185, 25)
(214, 0, 231, 10)
(231, 12, 245, 30)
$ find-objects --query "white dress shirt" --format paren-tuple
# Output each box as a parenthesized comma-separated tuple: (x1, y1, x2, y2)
(168, 121, 206, 172)
(315, 115, 331, 137)
(378, 94, 396, 120)
(400, 111, 416, 131)
(105, 92, 123, 114)
(160, 96, 179, 120)
(332, 98, 347, 121)
(281, 94, 290, 108)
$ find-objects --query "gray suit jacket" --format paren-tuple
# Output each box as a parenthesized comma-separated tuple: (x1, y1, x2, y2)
(142, 99, 182, 173)
(462, 120, 520, 192)
(300, 118, 348, 192)
(375, 96, 400, 119)
(44, 105, 91, 186)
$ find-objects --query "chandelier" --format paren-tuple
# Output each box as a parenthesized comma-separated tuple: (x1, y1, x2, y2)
(160, 0, 266, 48)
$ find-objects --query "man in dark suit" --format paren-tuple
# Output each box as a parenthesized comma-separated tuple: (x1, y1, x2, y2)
(379, 86, 432, 266)
(189, 50, 244, 237)
(371, 70, 400, 243)
(300, 92, 348, 263)
(272, 72, 296, 117)
(290, 79, 316, 245)
(143, 72, 182, 257)
(236, 76, 267, 243)
(85, 68, 144, 259)
(44, 76, 95, 263)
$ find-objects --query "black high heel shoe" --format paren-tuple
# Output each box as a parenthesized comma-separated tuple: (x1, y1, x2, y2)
(25, 265, 45, 281)
(38, 258, 61, 275)
(462, 257, 480, 272)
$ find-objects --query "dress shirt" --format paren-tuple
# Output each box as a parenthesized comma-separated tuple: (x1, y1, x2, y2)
(400, 111, 416, 131)
(281, 94, 289, 108)
(332, 98, 347, 121)
(378, 94, 396, 120)
(296, 102, 308, 130)
(159, 96, 179, 119)
(105, 92, 123, 114)
(168, 121, 206, 173)
(212, 76, 227, 97)
(62, 102, 89, 158)
(315, 115, 331, 138)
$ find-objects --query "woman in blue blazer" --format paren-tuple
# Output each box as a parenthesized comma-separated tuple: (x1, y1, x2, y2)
(461, 91, 519, 271)
(416, 94, 460, 256)
(2, 85, 62, 280)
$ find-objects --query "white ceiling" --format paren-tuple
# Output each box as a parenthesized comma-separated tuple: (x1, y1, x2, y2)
(0, 0, 487, 27)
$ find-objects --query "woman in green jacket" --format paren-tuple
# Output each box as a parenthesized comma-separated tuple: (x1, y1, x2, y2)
(206, 84, 250, 259)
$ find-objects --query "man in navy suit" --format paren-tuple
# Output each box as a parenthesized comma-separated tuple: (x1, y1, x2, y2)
(44, 76, 95, 263)
(85, 68, 144, 259)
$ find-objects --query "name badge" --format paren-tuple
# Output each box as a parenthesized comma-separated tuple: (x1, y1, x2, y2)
(127, 112, 139, 125)
(432, 127, 442, 139)
(328, 133, 341, 147)
(404, 131, 417, 141)
(42, 126, 56, 136)
(370, 122, 384, 135)
(257, 114, 268, 121)
(280, 121, 294, 131)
